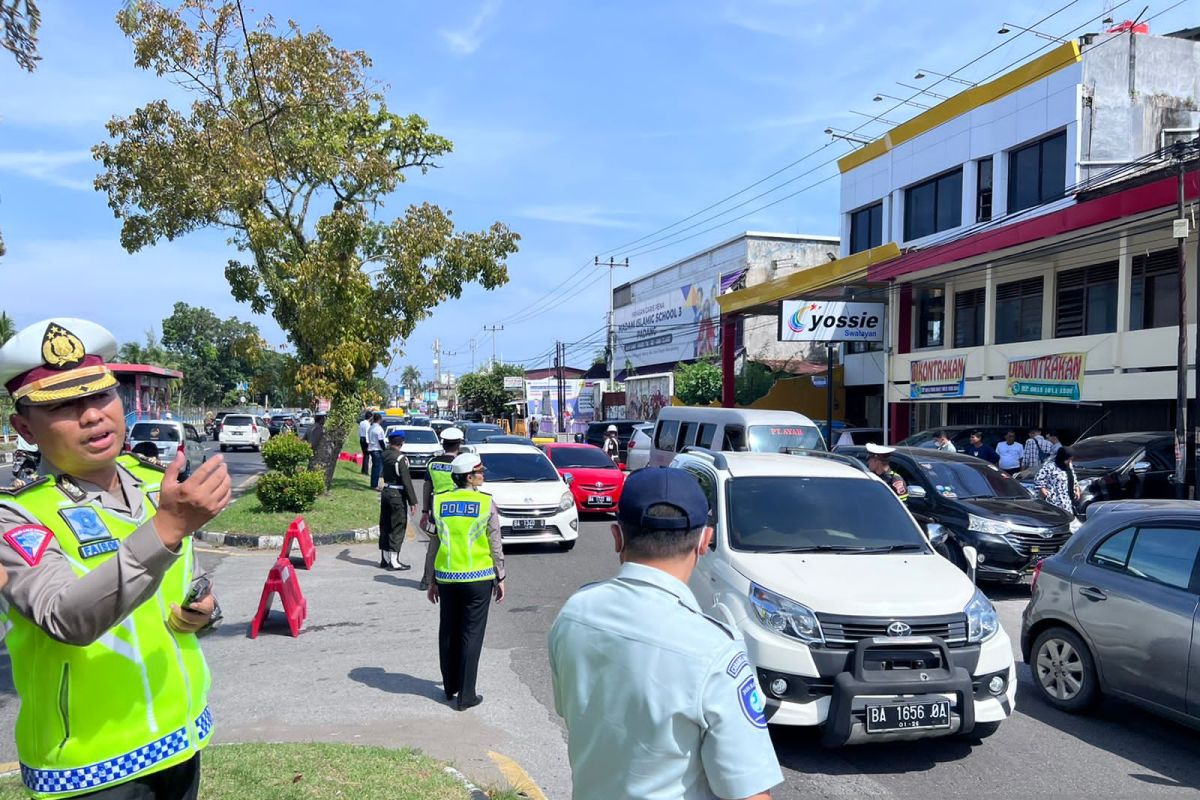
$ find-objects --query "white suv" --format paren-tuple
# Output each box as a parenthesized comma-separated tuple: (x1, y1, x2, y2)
(671, 448, 1016, 745)
(473, 444, 580, 551)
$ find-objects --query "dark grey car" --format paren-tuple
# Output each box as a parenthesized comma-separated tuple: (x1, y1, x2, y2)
(1021, 500, 1200, 729)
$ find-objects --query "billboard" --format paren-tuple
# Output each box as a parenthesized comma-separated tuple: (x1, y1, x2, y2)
(1007, 352, 1085, 401)
(526, 379, 605, 434)
(625, 372, 675, 422)
(779, 301, 885, 342)
(615, 281, 720, 369)
(909, 355, 967, 399)
(502, 376, 525, 391)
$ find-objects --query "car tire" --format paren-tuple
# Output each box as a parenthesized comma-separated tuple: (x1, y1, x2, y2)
(253, 444, 261, 452)
(942, 538, 969, 574)
(219, 444, 227, 453)
(558, 540, 576, 552)
(1030, 626, 1099, 713)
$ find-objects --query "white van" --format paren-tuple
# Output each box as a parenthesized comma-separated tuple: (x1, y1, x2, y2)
(646, 407, 824, 468)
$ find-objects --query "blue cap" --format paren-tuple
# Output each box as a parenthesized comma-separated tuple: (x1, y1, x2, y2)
(387, 429, 406, 441)
(617, 467, 710, 531)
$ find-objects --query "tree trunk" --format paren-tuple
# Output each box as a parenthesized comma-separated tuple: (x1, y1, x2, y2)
(308, 394, 355, 491)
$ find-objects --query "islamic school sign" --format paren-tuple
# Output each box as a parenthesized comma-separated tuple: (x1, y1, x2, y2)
(1007, 352, 1086, 401)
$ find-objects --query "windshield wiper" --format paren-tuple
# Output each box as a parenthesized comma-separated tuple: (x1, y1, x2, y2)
(851, 544, 928, 554)
(754, 544, 872, 554)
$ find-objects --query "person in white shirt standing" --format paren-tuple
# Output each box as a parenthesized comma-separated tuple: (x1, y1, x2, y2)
(996, 430, 1024, 475)
(367, 413, 386, 489)
(358, 411, 371, 476)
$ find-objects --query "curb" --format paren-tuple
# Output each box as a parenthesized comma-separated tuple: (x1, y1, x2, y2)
(196, 525, 379, 549)
(443, 765, 490, 800)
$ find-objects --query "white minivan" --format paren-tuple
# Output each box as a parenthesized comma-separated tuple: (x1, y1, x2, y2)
(647, 407, 825, 468)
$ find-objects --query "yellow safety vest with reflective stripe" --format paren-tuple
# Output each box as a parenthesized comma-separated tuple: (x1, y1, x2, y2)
(428, 455, 456, 496)
(0, 456, 212, 798)
(432, 489, 495, 583)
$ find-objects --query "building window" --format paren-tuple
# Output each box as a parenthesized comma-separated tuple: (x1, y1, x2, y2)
(976, 157, 993, 223)
(849, 202, 883, 254)
(614, 284, 632, 308)
(953, 288, 985, 348)
(1055, 262, 1117, 338)
(904, 169, 963, 241)
(916, 286, 945, 349)
(1130, 248, 1180, 330)
(996, 277, 1043, 344)
(1008, 131, 1067, 214)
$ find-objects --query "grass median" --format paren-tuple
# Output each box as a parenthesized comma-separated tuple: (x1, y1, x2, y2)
(0, 743, 522, 799)
(208, 460, 381, 536)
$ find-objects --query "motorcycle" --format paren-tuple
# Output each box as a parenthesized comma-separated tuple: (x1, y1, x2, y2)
(12, 449, 40, 484)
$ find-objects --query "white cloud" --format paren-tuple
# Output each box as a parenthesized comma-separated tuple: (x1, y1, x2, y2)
(440, 0, 503, 56)
(0, 150, 94, 191)
(516, 205, 638, 229)
(721, 0, 879, 43)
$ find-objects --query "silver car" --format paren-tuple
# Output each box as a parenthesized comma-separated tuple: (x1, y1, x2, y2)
(1021, 500, 1200, 729)
(623, 423, 654, 471)
(127, 420, 207, 477)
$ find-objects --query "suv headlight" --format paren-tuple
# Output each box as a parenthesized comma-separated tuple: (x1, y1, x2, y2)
(968, 514, 1011, 535)
(559, 491, 575, 511)
(749, 583, 823, 645)
(965, 588, 999, 643)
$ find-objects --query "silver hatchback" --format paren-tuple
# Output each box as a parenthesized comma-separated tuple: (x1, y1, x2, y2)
(1021, 500, 1200, 729)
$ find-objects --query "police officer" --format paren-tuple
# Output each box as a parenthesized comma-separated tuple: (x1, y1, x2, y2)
(549, 468, 783, 799)
(0, 318, 229, 799)
(423, 453, 505, 711)
(379, 429, 417, 571)
(602, 424, 620, 463)
(866, 442, 908, 502)
(419, 426, 464, 589)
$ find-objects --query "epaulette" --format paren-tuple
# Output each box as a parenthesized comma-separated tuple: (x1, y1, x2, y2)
(55, 475, 88, 503)
(121, 453, 167, 473)
(700, 612, 737, 640)
(0, 476, 49, 496)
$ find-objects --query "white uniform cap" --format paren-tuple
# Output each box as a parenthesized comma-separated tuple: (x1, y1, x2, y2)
(606, 425, 618, 433)
(0, 318, 119, 405)
(865, 442, 896, 456)
(451, 453, 483, 474)
(440, 427, 465, 442)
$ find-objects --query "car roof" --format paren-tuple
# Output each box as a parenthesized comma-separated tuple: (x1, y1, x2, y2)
(543, 442, 598, 449)
(1092, 499, 1200, 514)
(472, 443, 549, 455)
(677, 450, 871, 480)
(464, 422, 502, 428)
(131, 419, 182, 426)
(388, 425, 436, 432)
(839, 445, 984, 464)
(1076, 431, 1172, 445)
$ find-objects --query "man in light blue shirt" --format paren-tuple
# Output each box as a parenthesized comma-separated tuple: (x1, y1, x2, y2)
(549, 468, 783, 800)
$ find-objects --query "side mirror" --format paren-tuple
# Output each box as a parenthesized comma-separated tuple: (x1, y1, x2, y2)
(907, 485, 927, 500)
(1132, 460, 1152, 475)
(926, 522, 949, 548)
(563, 472, 574, 485)
(962, 545, 979, 584)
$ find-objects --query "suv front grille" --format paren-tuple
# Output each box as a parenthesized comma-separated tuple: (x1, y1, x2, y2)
(1003, 524, 1073, 558)
(496, 505, 560, 519)
(816, 613, 969, 649)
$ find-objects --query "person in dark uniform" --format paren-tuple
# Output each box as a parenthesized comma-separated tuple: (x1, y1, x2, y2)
(866, 442, 908, 502)
(419, 426, 464, 590)
(379, 429, 417, 571)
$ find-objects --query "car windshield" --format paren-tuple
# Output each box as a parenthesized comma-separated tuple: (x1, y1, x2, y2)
(548, 447, 617, 470)
(398, 429, 439, 444)
(1071, 439, 1143, 470)
(130, 423, 179, 442)
(727, 476, 928, 552)
(479, 452, 560, 482)
(466, 425, 503, 443)
(748, 424, 824, 453)
(918, 460, 1029, 499)
(899, 431, 937, 448)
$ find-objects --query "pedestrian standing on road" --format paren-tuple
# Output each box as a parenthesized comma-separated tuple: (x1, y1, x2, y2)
(0, 318, 229, 800)
(368, 412, 386, 490)
(379, 429, 418, 571)
(963, 431, 1000, 465)
(602, 424, 620, 463)
(420, 426, 464, 590)
(1036, 446, 1080, 516)
(549, 467, 783, 800)
(358, 411, 371, 476)
(865, 443, 908, 502)
(996, 431, 1023, 475)
(1022, 427, 1049, 471)
(424, 453, 505, 711)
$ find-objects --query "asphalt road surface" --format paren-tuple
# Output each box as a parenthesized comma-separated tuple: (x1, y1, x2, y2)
(491, 512, 1200, 799)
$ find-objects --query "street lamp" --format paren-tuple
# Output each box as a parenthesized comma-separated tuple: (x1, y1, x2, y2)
(823, 127, 872, 146)
(915, 69, 977, 87)
(873, 93, 930, 110)
(998, 22, 1068, 43)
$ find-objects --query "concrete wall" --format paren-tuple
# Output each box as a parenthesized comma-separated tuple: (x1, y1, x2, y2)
(743, 238, 843, 366)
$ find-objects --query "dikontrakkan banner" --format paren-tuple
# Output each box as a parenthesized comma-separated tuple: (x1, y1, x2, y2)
(615, 281, 720, 369)
(909, 355, 968, 399)
(1006, 352, 1086, 401)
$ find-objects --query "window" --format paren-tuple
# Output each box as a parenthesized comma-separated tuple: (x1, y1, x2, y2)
(996, 277, 1043, 344)
(721, 426, 746, 451)
(697, 423, 717, 449)
(1130, 249, 1180, 330)
(1008, 132, 1067, 213)
(682, 466, 718, 516)
(850, 202, 883, 254)
(954, 287, 986, 348)
(678, 421, 698, 451)
(654, 420, 680, 452)
(916, 286, 945, 348)
(904, 169, 963, 241)
(1126, 527, 1200, 590)
(613, 285, 632, 308)
(976, 157, 993, 222)
(1091, 527, 1135, 570)
(1055, 262, 1117, 337)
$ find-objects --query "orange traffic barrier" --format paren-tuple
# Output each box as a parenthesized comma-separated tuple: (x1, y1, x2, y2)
(249, 557, 308, 638)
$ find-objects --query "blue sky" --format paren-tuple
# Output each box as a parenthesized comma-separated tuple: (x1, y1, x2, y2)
(1, 0, 1192, 385)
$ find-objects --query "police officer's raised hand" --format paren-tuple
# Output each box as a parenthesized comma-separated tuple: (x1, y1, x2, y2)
(153, 451, 232, 550)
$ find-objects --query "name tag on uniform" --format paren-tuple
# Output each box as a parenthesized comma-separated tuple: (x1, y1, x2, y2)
(439, 500, 480, 517)
(59, 506, 112, 544)
(80, 539, 121, 559)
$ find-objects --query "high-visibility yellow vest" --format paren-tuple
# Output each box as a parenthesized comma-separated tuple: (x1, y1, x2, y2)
(0, 456, 212, 798)
(432, 489, 495, 583)
(427, 456, 456, 496)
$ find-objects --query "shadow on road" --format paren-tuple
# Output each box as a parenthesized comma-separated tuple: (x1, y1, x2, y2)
(982, 582, 1031, 602)
(349, 666, 444, 700)
(374, 574, 423, 590)
(336, 548, 381, 568)
(770, 725, 976, 776)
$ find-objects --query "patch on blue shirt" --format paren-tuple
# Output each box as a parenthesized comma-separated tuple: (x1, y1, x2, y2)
(439, 500, 481, 518)
(726, 651, 749, 678)
(738, 676, 767, 728)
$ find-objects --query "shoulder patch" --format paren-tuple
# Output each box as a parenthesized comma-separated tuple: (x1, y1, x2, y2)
(0, 476, 49, 496)
(737, 676, 768, 728)
(4, 525, 53, 567)
(726, 651, 750, 678)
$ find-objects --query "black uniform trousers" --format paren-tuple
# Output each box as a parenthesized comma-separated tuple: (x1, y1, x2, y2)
(78, 754, 200, 799)
(438, 580, 493, 702)
(359, 437, 370, 475)
(379, 487, 409, 554)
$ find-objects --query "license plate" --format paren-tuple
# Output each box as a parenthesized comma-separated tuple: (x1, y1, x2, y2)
(586, 495, 612, 506)
(511, 518, 545, 530)
(864, 700, 951, 733)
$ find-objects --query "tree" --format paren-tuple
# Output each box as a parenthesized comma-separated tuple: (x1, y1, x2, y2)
(735, 362, 779, 406)
(0, 311, 15, 346)
(1, 0, 39, 72)
(400, 365, 422, 400)
(115, 329, 179, 371)
(674, 359, 722, 406)
(93, 1, 519, 486)
(160, 302, 262, 406)
(456, 363, 523, 418)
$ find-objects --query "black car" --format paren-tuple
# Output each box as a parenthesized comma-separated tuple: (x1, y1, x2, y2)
(584, 419, 645, 462)
(268, 414, 297, 436)
(462, 422, 504, 444)
(1071, 432, 1182, 512)
(900, 425, 1030, 453)
(211, 411, 230, 441)
(485, 434, 537, 446)
(839, 447, 1075, 583)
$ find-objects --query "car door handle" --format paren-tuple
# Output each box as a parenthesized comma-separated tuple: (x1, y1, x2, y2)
(1078, 586, 1107, 602)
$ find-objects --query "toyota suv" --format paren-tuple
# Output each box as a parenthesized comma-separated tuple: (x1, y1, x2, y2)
(670, 447, 1016, 744)
(473, 444, 580, 550)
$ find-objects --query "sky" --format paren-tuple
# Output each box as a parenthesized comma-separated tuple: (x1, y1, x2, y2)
(1, 0, 1194, 387)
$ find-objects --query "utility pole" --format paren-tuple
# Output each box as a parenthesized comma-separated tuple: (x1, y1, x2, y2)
(469, 337, 477, 372)
(483, 325, 504, 369)
(554, 340, 565, 436)
(1173, 143, 1191, 497)
(595, 256, 630, 387)
(432, 338, 441, 412)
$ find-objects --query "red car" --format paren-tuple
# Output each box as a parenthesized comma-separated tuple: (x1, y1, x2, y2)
(542, 443, 626, 513)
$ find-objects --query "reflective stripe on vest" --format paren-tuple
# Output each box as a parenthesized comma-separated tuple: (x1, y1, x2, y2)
(428, 458, 455, 495)
(1, 456, 212, 798)
(433, 490, 494, 582)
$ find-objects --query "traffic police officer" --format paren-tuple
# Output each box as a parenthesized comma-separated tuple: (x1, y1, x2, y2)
(548, 468, 783, 800)
(866, 442, 908, 502)
(423, 453, 505, 711)
(0, 318, 229, 799)
(419, 426, 463, 590)
(379, 429, 417, 571)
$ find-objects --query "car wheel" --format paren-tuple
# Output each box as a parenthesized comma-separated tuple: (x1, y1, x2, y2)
(253, 444, 261, 452)
(1030, 627, 1099, 713)
(941, 538, 969, 574)
(558, 540, 576, 552)
(219, 444, 227, 453)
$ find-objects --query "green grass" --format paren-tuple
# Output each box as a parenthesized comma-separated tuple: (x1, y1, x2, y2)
(0, 744, 482, 799)
(208, 460, 381, 536)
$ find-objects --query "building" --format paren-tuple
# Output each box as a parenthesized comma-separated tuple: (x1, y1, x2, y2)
(718, 26, 1200, 441)
(112, 363, 183, 421)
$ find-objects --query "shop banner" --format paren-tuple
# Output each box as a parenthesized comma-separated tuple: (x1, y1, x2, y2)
(779, 300, 885, 342)
(909, 355, 967, 399)
(1007, 352, 1085, 401)
(615, 282, 720, 369)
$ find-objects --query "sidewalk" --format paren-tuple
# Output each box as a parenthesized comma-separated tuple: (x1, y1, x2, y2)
(199, 536, 571, 798)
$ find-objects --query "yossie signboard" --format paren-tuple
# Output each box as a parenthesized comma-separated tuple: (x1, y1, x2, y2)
(779, 300, 885, 342)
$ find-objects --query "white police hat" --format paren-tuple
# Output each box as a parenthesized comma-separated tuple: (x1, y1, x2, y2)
(450, 453, 484, 475)
(865, 443, 896, 456)
(0, 319, 118, 405)
(441, 427, 465, 442)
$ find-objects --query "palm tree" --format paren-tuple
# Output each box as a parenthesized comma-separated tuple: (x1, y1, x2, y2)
(400, 365, 423, 397)
(0, 312, 15, 347)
